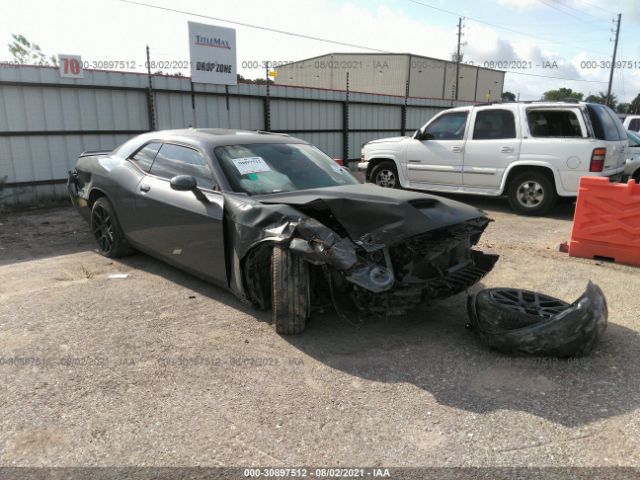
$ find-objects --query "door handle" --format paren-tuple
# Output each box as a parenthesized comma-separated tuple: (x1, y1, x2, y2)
(139, 183, 151, 192)
(500, 146, 514, 153)
(451, 146, 463, 153)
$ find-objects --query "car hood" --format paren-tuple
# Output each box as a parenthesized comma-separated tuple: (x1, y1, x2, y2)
(366, 136, 409, 145)
(256, 184, 487, 244)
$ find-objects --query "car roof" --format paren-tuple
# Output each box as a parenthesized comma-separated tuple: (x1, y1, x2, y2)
(135, 128, 308, 149)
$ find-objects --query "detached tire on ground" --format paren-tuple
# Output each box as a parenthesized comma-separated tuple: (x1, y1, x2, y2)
(90, 197, 134, 258)
(271, 245, 310, 335)
(507, 171, 557, 215)
(467, 282, 608, 357)
(370, 161, 400, 188)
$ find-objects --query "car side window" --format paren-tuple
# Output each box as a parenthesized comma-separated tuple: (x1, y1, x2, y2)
(629, 118, 640, 131)
(527, 110, 583, 138)
(472, 110, 516, 140)
(423, 112, 468, 140)
(150, 143, 216, 190)
(130, 142, 162, 172)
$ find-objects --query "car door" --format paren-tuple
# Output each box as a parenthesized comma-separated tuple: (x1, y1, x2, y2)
(463, 107, 520, 189)
(405, 110, 468, 186)
(133, 142, 227, 286)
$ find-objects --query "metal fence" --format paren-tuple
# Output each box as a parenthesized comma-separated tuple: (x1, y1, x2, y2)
(0, 65, 473, 206)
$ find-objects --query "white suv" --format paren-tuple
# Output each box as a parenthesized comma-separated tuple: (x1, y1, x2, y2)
(623, 115, 640, 133)
(359, 102, 628, 214)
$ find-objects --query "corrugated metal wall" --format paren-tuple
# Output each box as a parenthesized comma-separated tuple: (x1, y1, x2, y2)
(0, 65, 471, 206)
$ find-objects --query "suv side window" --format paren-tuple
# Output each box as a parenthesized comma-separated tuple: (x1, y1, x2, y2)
(424, 112, 468, 140)
(472, 109, 516, 140)
(150, 143, 216, 190)
(527, 110, 583, 138)
(130, 142, 162, 172)
(629, 118, 640, 132)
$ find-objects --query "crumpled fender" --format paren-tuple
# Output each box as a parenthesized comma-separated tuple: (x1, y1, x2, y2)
(467, 282, 608, 357)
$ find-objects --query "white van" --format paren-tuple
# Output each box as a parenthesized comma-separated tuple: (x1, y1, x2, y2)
(359, 102, 628, 215)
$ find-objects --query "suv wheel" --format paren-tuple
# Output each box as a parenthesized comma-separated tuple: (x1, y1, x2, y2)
(507, 171, 557, 215)
(370, 161, 399, 188)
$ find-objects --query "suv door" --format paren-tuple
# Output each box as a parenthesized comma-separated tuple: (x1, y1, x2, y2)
(463, 107, 520, 189)
(405, 111, 468, 186)
(133, 142, 227, 286)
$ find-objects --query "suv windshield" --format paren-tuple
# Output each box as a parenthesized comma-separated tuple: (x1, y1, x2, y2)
(215, 143, 358, 195)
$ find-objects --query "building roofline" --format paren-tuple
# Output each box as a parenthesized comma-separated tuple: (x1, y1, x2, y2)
(276, 52, 505, 74)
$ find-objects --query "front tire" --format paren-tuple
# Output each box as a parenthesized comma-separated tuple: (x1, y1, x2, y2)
(507, 171, 557, 215)
(90, 197, 134, 258)
(370, 161, 400, 188)
(271, 245, 310, 335)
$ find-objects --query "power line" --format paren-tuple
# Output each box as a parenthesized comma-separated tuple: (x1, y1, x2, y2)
(120, 0, 609, 86)
(505, 69, 608, 83)
(406, 0, 611, 55)
(118, 0, 389, 53)
(577, 0, 618, 17)
(536, 0, 610, 29)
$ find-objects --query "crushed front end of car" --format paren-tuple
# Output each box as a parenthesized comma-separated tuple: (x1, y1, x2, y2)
(230, 184, 498, 318)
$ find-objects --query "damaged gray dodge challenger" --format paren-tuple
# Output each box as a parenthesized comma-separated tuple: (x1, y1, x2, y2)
(68, 129, 498, 334)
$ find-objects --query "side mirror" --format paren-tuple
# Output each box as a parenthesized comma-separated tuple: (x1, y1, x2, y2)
(170, 175, 211, 203)
(170, 175, 197, 191)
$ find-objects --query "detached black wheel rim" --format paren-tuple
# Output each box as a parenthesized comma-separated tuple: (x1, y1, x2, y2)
(516, 180, 545, 207)
(92, 205, 114, 254)
(489, 288, 568, 318)
(375, 169, 396, 187)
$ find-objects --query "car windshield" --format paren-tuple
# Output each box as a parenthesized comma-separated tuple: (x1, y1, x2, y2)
(214, 143, 358, 195)
(627, 131, 640, 147)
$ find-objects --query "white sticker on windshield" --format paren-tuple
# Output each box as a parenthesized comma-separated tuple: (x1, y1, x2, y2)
(331, 165, 346, 174)
(231, 156, 272, 175)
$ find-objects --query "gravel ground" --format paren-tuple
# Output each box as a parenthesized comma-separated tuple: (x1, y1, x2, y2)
(1, 194, 640, 470)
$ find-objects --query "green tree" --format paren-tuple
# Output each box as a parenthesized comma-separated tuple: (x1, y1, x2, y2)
(629, 93, 640, 114)
(585, 91, 617, 109)
(543, 88, 584, 102)
(617, 102, 631, 114)
(501, 91, 516, 102)
(8, 34, 57, 66)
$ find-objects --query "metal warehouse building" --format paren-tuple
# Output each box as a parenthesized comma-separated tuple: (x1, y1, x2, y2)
(274, 53, 505, 102)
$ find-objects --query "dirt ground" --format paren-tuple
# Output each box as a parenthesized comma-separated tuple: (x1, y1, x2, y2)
(1, 194, 640, 471)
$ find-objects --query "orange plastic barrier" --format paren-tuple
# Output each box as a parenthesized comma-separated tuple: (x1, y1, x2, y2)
(568, 177, 640, 267)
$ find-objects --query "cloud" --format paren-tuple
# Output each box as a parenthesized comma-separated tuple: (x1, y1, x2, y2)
(496, 0, 540, 10)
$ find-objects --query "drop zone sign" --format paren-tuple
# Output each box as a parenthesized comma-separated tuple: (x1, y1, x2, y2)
(188, 21, 237, 85)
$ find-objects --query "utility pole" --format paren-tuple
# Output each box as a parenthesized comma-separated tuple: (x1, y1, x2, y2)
(454, 17, 462, 102)
(145, 45, 156, 131)
(606, 13, 621, 108)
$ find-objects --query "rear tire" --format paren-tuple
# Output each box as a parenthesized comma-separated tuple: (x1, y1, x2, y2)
(90, 197, 134, 258)
(370, 161, 400, 188)
(507, 171, 557, 215)
(271, 245, 310, 335)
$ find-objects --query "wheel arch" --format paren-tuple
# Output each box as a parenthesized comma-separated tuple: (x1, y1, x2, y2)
(366, 157, 404, 185)
(87, 187, 109, 209)
(500, 163, 560, 196)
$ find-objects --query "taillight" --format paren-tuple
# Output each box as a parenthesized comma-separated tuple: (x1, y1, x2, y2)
(333, 158, 343, 166)
(590, 148, 606, 172)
